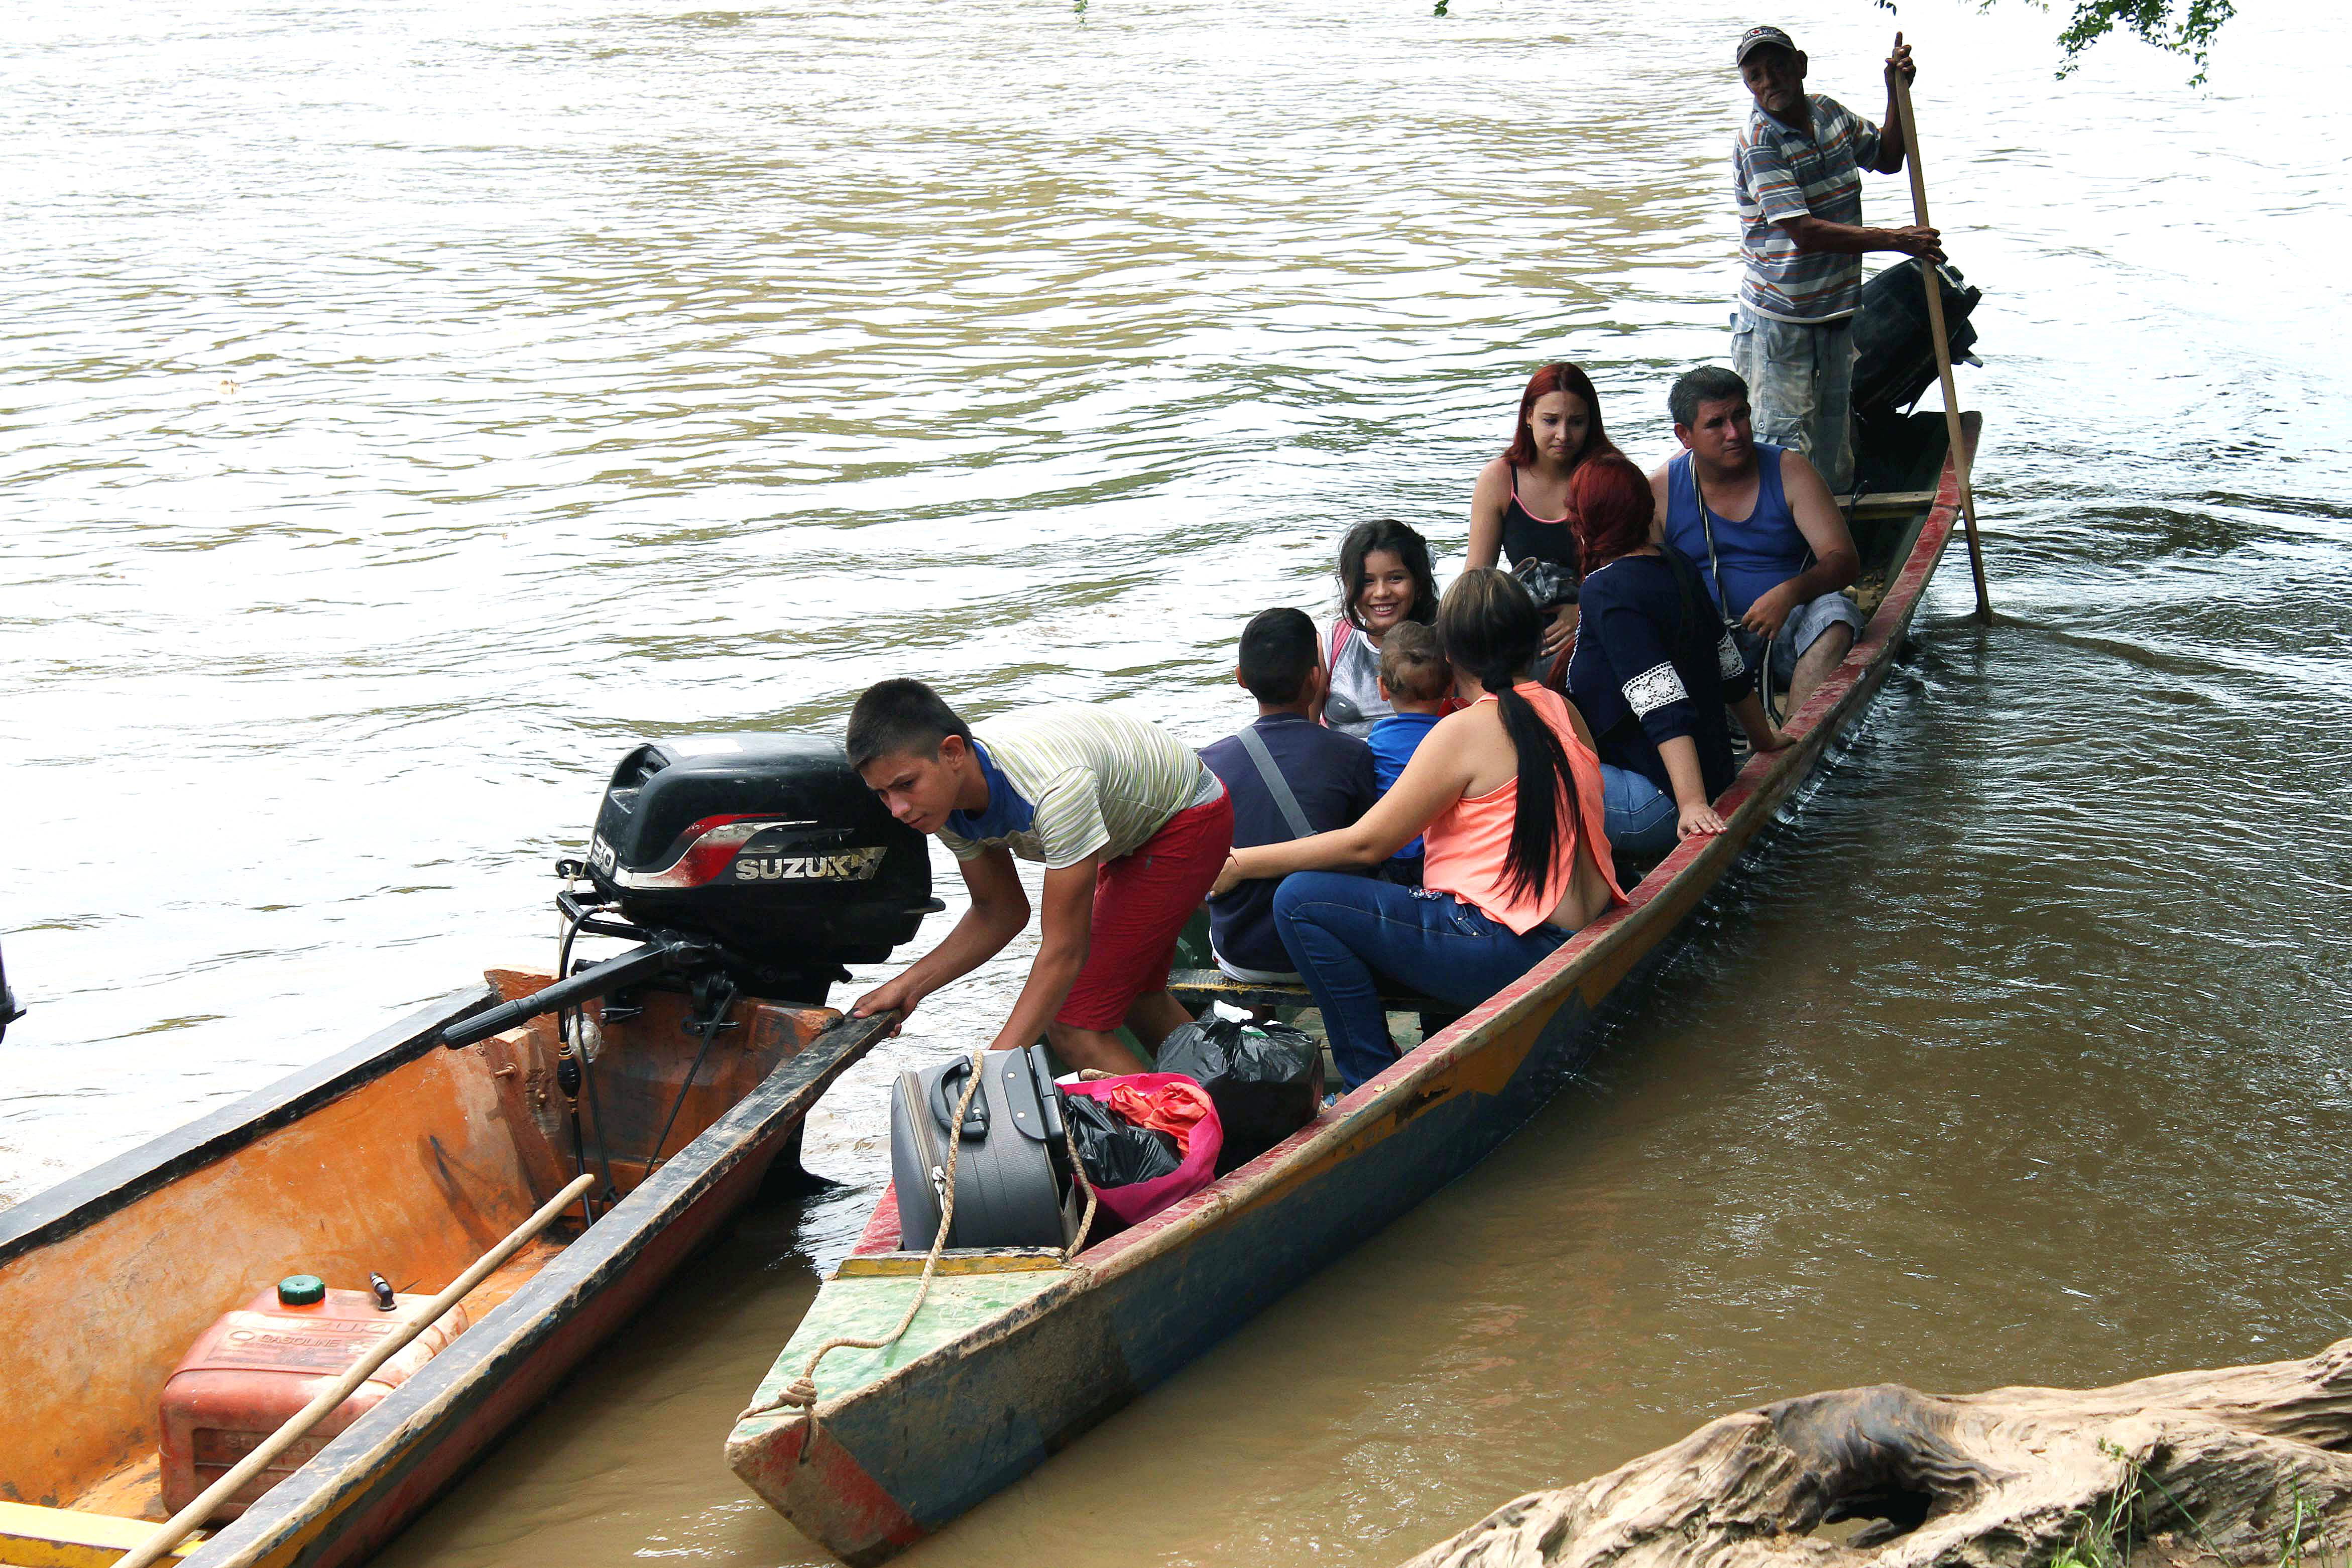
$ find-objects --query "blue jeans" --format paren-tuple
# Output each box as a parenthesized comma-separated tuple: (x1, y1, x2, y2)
(1601, 764, 1679, 863)
(1270, 873, 1569, 1091)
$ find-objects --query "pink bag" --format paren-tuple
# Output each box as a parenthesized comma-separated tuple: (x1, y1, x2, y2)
(1061, 1073, 1223, 1227)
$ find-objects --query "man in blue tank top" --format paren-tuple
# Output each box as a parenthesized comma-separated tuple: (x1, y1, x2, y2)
(1651, 366, 1866, 715)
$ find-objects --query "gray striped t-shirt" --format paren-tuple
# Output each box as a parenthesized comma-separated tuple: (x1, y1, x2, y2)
(937, 704, 1217, 870)
(1733, 94, 1883, 323)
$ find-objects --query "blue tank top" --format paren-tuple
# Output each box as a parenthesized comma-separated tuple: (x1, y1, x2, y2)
(1661, 444, 1808, 621)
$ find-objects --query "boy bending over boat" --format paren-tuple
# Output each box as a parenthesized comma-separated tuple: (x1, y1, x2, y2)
(845, 680, 1233, 1073)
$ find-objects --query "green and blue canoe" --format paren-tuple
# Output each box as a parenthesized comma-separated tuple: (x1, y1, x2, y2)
(728, 411, 1981, 1565)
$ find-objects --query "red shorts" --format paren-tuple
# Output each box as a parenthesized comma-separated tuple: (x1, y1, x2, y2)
(1054, 788, 1235, 1031)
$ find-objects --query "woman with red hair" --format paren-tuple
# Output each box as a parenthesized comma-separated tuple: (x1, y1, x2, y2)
(1468, 361, 1619, 680)
(1564, 454, 1788, 865)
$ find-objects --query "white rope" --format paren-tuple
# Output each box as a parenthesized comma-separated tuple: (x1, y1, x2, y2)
(737, 1051, 1102, 1463)
(737, 1053, 985, 1461)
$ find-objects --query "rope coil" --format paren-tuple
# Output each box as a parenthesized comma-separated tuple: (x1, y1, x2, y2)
(1063, 1122, 1098, 1263)
(739, 1050, 1100, 1462)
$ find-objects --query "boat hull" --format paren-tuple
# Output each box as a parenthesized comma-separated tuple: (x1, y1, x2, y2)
(728, 413, 1979, 1563)
(188, 1006, 893, 1568)
(0, 977, 891, 1568)
(735, 1001, 1590, 1562)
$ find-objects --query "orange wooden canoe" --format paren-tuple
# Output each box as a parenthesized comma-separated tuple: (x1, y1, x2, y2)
(0, 972, 891, 1568)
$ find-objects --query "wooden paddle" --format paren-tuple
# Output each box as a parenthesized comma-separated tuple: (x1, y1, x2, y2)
(115, 1172, 598, 1568)
(1892, 61, 1992, 621)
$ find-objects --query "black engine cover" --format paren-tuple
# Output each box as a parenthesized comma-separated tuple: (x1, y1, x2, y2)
(1852, 258, 1982, 419)
(584, 735, 932, 995)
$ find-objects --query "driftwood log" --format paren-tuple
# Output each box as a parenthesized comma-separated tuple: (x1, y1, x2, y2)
(1402, 1339, 2352, 1568)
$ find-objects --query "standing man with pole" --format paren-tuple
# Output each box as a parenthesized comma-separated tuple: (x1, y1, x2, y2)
(1730, 25, 1941, 496)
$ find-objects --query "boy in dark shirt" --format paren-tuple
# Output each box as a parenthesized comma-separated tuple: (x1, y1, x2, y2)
(1199, 609, 1379, 982)
(1365, 622, 1450, 886)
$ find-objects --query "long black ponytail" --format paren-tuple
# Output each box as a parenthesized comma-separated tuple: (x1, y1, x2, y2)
(1436, 569, 1577, 903)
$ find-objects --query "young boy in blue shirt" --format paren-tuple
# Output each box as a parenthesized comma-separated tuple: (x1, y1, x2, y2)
(1365, 621, 1451, 886)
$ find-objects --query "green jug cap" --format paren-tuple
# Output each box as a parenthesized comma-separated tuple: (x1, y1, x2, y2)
(277, 1274, 326, 1306)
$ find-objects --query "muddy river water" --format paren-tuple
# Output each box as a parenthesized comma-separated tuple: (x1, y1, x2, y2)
(6, 0, 2350, 1561)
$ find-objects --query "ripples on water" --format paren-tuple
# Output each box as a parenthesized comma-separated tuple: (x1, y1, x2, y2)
(5, 0, 2350, 1562)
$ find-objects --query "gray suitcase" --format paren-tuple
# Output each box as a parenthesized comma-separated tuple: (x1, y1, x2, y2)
(891, 1044, 1082, 1251)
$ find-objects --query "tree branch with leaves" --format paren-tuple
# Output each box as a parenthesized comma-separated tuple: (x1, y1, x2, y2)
(2047, 0, 2236, 85)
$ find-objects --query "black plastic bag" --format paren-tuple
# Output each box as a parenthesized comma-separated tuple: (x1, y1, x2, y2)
(1512, 555, 1578, 610)
(1155, 1014, 1323, 1173)
(1064, 1095, 1182, 1189)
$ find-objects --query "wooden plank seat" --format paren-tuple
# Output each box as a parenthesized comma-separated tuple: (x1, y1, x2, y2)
(1165, 968, 1455, 1022)
(1845, 487, 1938, 518)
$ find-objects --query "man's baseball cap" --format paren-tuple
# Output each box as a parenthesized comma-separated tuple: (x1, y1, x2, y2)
(1735, 25, 1797, 64)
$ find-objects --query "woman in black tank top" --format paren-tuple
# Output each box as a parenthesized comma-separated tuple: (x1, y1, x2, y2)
(1498, 482, 1579, 586)
(1469, 361, 1622, 678)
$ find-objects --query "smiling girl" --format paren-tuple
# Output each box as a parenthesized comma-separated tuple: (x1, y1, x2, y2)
(1468, 361, 1621, 681)
(1323, 519, 1441, 739)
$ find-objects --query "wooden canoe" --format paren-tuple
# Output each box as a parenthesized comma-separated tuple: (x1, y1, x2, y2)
(0, 970, 891, 1568)
(725, 409, 1983, 1565)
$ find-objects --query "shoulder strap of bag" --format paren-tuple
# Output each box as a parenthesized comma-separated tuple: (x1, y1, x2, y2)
(1686, 458, 1738, 633)
(1235, 726, 1315, 842)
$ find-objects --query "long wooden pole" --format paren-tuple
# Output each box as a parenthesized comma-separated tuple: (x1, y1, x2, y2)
(116, 1172, 598, 1568)
(1892, 65, 1992, 621)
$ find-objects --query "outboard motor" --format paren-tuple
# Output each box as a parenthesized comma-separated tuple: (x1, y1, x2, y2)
(0, 938, 21, 1045)
(1852, 257, 1982, 420)
(441, 735, 937, 1049)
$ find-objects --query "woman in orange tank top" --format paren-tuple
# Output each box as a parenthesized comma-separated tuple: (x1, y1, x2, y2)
(1209, 570, 1626, 1090)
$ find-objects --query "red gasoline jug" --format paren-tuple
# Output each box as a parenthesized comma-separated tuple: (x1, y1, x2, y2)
(157, 1274, 468, 1519)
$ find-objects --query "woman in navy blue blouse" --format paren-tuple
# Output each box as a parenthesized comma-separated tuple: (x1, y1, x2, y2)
(1565, 455, 1789, 864)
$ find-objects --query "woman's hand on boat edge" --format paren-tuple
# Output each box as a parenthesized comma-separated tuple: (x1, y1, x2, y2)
(1677, 800, 1727, 839)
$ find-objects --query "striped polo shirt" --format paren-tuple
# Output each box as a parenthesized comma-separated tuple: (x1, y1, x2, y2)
(1733, 94, 1883, 322)
(937, 704, 1217, 870)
